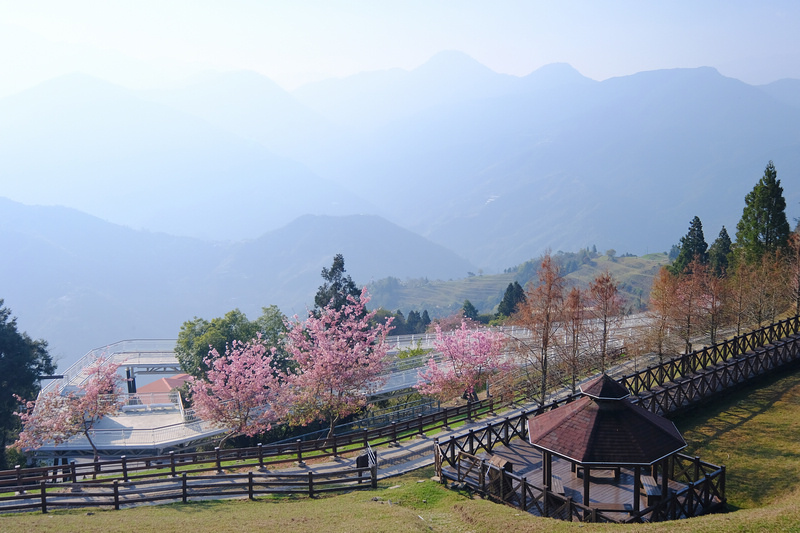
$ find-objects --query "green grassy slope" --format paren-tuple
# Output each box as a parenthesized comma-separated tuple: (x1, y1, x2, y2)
(8, 363, 800, 532)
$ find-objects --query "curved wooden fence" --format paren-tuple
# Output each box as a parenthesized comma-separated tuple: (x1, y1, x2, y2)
(3, 315, 799, 514)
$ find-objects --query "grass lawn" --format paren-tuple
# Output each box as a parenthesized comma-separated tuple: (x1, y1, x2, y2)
(5, 365, 800, 532)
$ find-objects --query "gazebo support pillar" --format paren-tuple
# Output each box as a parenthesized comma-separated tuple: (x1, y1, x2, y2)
(660, 457, 669, 499)
(633, 465, 641, 514)
(583, 465, 590, 507)
(542, 451, 553, 488)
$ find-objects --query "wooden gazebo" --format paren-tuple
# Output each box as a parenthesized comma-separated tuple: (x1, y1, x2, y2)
(527, 374, 687, 514)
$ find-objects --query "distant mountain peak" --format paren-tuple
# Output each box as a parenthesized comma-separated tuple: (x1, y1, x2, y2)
(413, 50, 502, 80)
(523, 62, 594, 86)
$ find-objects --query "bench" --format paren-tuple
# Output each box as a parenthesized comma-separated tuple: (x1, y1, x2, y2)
(593, 502, 631, 513)
(640, 475, 661, 506)
(574, 465, 620, 481)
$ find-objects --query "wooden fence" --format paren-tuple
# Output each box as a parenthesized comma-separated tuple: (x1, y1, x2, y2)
(0, 398, 497, 499)
(4, 316, 798, 514)
(620, 316, 800, 394)
(631, 332, 800, 417)
(0, 444, 378, 513)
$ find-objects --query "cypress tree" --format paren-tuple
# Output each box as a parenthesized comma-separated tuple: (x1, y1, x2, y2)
(735, 161, 790, 263)
(708, 226, 732, 277)
(669, 216, 708, 275)
(497, 281, 527, 317)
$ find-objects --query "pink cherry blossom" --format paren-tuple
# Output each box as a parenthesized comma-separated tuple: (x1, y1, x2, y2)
(416, 320, 508, 402)
(190, 334, 285, 445)
(283, 287, 392, 438)
(14, 357, 123, 460)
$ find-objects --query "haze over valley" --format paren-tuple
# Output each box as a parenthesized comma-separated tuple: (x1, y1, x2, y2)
(2, 3, 799, 368)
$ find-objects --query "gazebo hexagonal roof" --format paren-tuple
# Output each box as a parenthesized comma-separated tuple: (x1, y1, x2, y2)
(527, 374, 686, 466)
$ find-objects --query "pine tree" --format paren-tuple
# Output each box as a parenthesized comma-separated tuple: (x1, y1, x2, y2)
(420, 310, 431, 331)
(735, 161, 790, 263)
(497, 281, 526, 317)
(462, 300, 478, 321)
(708, 226, 732, 277)
(406, 310, 421, 334)
(314, 254, 361, 313)
(669, 216, 708, 275)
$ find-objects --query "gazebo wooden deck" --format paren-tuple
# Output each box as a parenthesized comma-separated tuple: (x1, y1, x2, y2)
(435, 374, 726, 523)
(480, 442, 688, 521)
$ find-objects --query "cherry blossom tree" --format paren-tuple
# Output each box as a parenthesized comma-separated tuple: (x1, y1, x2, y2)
(13, 358, 123, 461)
(190, 334, 286, 447)
(284, 288, 392, 438)
(416, 320, 508, 402)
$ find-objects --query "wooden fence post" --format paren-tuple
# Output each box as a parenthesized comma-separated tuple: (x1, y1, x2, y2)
(257, 443, 267, 471)
(121, 455, 129, 482)
(296, 439, 306, 467)
(170, 451, 177, 477)
(40, 480, 47, 514)
(417, 414, 425, 438)
(248, 471, 254, 500)
(308, 471, 314, 498)
(371, 451, 378, 489)
(182, 472, 188, 503)
(15, 465, 25, 494)
(390, 422, 399, 447)
(442, 407, 450, 431)
(113, 480, 120, 510)
(69, 461, 82, 493)
(432, 436, 440, 474)
(468, 430, 475, 455)
(215, 447, 223, 474)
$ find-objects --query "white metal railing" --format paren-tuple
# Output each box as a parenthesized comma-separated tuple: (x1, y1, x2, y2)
(34, 419, 225, 450)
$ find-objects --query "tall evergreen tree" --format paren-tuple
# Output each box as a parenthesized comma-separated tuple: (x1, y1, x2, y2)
(420, 310, 431, 331)
(0, 300, 55, 469)
(497, 281, 527, 317)
(669, 216, 708, 275)
(462, 300, 479, 321)
(735, 161, 790, 263)
(405, 310, 421, 334)
(708, 226, 732, 277)
(314, 254, 361, 313)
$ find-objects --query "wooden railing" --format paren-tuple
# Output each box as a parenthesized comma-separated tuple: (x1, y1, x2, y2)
(0, 398, 499, 495)
(620, 315, 800, 394)
(0, 466, 378, 513)
(632, 332, 800, 416)
(5, 316, 797, 513)
(0, 444, 378, 513)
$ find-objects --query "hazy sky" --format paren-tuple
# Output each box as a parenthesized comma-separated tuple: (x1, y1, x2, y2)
(2, 1, 800, 97)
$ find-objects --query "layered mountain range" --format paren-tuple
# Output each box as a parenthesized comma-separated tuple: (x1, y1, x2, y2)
(2, 50, 799, 365)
